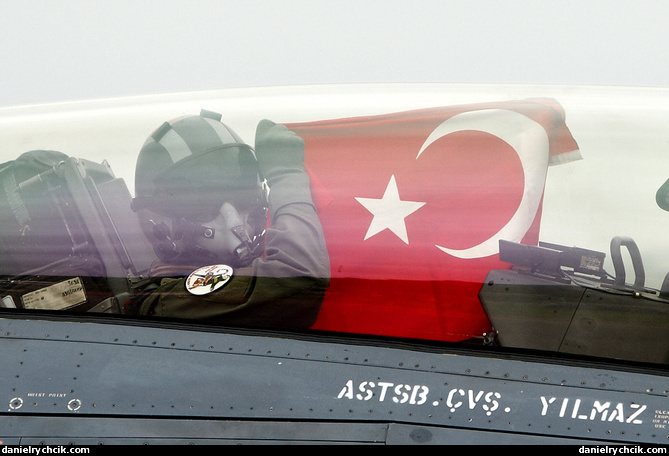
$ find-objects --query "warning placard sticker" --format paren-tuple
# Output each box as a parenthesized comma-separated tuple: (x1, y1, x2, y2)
(21, 278, 87, 310)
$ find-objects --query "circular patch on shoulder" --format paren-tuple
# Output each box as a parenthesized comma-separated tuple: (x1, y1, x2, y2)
(185, 264, 234, 296)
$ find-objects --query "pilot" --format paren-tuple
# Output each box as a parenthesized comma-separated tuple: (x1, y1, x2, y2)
(131, 110, 330, 329)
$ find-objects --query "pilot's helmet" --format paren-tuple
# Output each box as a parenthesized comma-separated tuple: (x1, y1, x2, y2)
(133, 110, 268, 265)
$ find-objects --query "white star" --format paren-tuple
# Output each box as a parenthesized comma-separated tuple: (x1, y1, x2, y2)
(355, 175, 426, 244)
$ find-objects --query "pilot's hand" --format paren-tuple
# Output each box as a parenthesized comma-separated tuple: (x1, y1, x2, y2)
(254, 119, 313, 214)
(254, 119, 305, 182)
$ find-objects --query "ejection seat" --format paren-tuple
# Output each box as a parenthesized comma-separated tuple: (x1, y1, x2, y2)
(479, 237, 669, 364)
(0, 156, 157, 314)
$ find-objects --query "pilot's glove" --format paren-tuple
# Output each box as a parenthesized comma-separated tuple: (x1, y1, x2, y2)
(254, 119, 314, 214)
(255, 119, 305, 179)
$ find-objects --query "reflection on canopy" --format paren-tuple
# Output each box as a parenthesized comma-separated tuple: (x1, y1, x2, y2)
(1, 94, 669, 366)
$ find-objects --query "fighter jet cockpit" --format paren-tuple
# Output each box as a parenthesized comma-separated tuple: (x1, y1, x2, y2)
(479, 234, 669, 364)
(0, 86, 668, 368)
(0, 151, 157, 314)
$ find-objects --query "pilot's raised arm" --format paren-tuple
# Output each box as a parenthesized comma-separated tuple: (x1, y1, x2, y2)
(133, 111, 330, 329)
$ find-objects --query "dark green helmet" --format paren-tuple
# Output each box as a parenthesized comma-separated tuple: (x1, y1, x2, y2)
(133, 110, 268, 264)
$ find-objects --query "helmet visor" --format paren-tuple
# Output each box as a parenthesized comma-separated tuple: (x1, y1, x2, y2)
(149, 144, 263, 220)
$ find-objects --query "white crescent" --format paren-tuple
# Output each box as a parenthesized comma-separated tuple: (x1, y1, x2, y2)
(416, 109, 549, 259)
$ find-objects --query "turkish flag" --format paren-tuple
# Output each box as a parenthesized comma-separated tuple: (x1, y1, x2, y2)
(285, 99, 581, 342)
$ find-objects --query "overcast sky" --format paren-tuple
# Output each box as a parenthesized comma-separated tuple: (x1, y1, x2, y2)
(1, 0, 668, 107)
